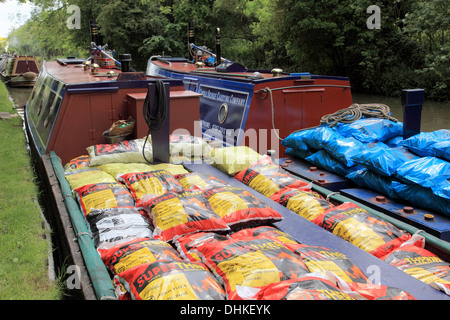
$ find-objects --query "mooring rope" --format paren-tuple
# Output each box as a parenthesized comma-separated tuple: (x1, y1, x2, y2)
(289, 103, 398, 135)
(320, 103, 398, 128)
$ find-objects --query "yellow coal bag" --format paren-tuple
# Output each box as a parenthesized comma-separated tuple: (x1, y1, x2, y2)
(98, 237, 182, 275)
(87, 138, 153, 166)
(73, 182, 135, 216)
(235, 155, 309, 198)
(271, 188, 334, 221)
(208, 146, 262, 176)
(65, 168, 116, 190)
(381, 240, 450, 295)
(143, 190, 230, 242)
(285, 243, 369, 284)
(117, 170, 184, 208)
(113, 260, 226, 300)
(175, 172, 228, 190)
(99, 163, 157, 179)
(202, 186, 283, 230)
(230, 225, 299, 246)
(194, 236, 311, 300)
(312, 202, 411, 258)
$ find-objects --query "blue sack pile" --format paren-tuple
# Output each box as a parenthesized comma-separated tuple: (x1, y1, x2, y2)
(282, 121, 450, 217)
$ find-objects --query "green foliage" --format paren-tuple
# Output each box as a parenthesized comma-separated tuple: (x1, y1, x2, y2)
(5, 0, 450, 101)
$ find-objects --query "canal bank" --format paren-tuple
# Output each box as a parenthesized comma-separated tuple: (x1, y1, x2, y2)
(0, 81, 62, 299)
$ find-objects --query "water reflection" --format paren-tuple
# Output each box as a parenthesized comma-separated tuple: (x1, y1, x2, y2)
(8, 87, 33, 109)
(352, 93, 449, 132)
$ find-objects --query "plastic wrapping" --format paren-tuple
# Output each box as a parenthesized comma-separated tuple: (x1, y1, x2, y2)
(203, 186, 283, 230)
(98, 237, 181, 274)
(195, 236, 310, 299)
(230, 226, 299, 246)
(173, 232, 230, 262)
(117, 170, 184, 208)
(238, 275, 355, 300)
(208, 146, 262, 175)
(312, 202, 411, 258)
(143, 189, 230, 242)
(391, 181, 450, 217)
(321, 136, 366, 167)
(235, 155, 309, 198)
(285, 243, 368, 284)
(87, 208, 153, 248)
(73, 182, 135, 216)
(65, 168, 116, 190)
(352, 143, 419, 177)
(305, 149, 362, 177)
(64, 155, 91, 172)
(381, 237, 450, 296)
(270, 188, 333, 221)
(87, 138, 153, 166)
(175, 172, 228, 190)
(399, 129, 450, 160)
(395, 157, 450, 200)
(334, 118, 403, 143)
(346, 169, 399, 199)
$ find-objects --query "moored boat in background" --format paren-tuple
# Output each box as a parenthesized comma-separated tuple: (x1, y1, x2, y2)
(0, 54, 40, 87)
(146, 27, 353, 157)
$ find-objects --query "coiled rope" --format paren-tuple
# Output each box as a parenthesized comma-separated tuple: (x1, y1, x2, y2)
(142, 80, 167, 163)
(262, 86, 397, 139)
(290, 103, 398, 135)
(320, 103, 398, 128)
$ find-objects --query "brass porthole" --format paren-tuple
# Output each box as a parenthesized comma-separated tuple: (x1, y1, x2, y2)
(218, 103, 228, 123)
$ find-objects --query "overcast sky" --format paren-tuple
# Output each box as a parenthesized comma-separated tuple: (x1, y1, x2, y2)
(0, 0, 36, 38)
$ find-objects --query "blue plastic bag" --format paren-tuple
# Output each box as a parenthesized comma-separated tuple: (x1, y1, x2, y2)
(384, 136, 403, 148)
(334, 118, 403, 143)
(352, 143, 420, 177)
(399, 129, 450, 160)
(282, 130, 311, 152)
(305, 150, 362, 177)
(346, 169, 398, 199)
(285, 147, 317, 160)
(395, 156, 450, 200)
(391, 181, 450, 217)
(321, 136, 366, 167)
(433, 140, 450, 162)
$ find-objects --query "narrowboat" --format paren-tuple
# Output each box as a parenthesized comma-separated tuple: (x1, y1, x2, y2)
(23, 37, 450, 302)
(0, 55, 40, 87)
(146, 28, 352, 157)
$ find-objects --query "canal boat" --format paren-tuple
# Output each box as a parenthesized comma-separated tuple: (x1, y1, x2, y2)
(23, 37, 450, 301)
(0, 55, 40, 87)
(146, 28, 353, 157)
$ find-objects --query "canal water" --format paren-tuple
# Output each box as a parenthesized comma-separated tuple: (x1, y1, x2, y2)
(6, 88, 449, 132)
(352, 92, 449, 132)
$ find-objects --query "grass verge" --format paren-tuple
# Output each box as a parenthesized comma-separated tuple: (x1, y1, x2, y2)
(0, 81, 62, 299)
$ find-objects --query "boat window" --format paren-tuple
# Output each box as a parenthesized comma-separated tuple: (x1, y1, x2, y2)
(45, 96, 62, 129)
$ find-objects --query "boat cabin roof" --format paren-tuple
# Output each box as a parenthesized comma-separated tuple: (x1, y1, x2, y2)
(45, 60, 123, 85)
(151, 58, 304, 81)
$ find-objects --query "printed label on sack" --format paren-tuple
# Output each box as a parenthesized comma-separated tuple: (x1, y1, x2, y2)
(151, 196, 188, 231)
(216, 250, 280, 290)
